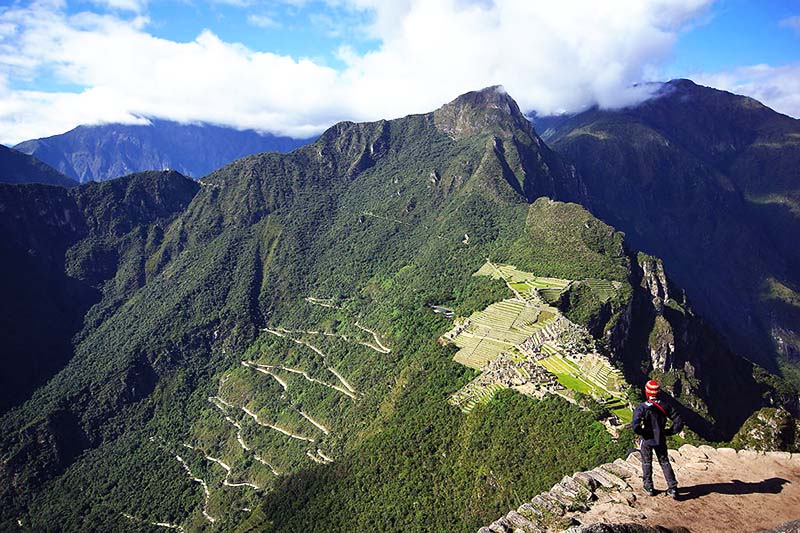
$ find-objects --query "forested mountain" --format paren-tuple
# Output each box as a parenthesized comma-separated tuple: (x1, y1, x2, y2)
(534, 79, 800, 381)
(14, 119, 313, 183)
(0, 144, 76, 187)
(0, 87, 792, 532)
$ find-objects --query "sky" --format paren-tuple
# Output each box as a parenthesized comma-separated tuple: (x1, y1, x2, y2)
(0, 0, 798, 145)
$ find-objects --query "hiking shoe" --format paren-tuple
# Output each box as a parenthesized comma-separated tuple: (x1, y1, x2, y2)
(667, 488, 678, 499)
(645, 488, 657, 497)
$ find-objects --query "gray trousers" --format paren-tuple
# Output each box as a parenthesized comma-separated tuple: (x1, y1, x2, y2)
(640, 442, 677, 490)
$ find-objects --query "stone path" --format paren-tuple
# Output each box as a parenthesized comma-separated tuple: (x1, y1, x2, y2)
(481, 445, 800, 533)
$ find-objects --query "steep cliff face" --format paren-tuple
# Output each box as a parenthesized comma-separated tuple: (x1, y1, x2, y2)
(732, 407, 800, 452)
(609, 253, 773, 438)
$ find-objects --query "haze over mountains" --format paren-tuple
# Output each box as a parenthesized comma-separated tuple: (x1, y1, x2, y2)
(0, 83, 798, 532)
(13, 119, 313, 183)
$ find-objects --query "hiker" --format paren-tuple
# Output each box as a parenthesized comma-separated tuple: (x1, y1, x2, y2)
(632, 379, 684, 499)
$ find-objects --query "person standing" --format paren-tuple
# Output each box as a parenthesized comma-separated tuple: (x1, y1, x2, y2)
(632, 379, 684, 498)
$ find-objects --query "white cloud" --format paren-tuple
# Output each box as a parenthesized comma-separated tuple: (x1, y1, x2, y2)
(779, 15, 800, 33)
(247, 14, 280, 28)
(88, 0, 148, 13)
(0, 0, 723, 145)
(693, 63, 800, 119)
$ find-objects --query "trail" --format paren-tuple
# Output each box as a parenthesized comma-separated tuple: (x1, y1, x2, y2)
(306, 450, 326, 464)
(241, 361, 288, 390)
(122, 512, 185, 532)
(305, 296, 341, 309)
(316, 449, 335, 464)
(254, 330, 360, 399)
(254, 455, 281, 476)
(241, 406, 316, 443)
(174, 455, 216, 524)
(274, 326, 350, 342)
(275, 324, 389, 354)
(241, 361, 332, 436)
(298, 410, 330, 434)
(183, 443, 262, 491)
(354, 322, 391, 353)
(327, 367, 356, 394)
(252, 362, 355, 400)
(208, 397, 251, 451)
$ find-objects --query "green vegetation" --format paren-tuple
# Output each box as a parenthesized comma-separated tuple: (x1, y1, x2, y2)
(2, 87, 778, 532)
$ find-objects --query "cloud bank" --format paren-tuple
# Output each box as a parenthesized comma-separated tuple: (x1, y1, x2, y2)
(693, 63, 800, 120)
(0, 0, 724, 144)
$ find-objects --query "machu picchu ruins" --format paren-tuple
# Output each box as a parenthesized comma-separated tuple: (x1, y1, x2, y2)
(442, 260, 629, 421)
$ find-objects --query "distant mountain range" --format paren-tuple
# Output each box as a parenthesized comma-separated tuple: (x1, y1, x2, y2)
(533, 79, 800, 378)
(0, 144, 76, 187)
(14, 119, 314, 183)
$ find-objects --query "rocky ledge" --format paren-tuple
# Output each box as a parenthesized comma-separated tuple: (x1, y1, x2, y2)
(480, 445, 800, 533)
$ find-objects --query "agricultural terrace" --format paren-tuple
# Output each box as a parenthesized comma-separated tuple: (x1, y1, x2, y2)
(474, 261, 571, 304)
(443, 260, 631, 421)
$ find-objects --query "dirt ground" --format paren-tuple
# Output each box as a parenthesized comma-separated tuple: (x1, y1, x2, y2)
(575, 447, 800, 533)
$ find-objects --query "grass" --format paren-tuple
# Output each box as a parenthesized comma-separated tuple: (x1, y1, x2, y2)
(537, 353, 631, 422)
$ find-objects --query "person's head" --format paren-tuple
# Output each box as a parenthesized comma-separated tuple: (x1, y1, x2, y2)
(645, 379, 660, 400)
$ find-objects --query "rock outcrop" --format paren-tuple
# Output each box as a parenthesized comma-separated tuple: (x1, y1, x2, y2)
(481, 445, 800, 533)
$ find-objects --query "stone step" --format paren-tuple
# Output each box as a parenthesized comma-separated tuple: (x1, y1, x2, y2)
(626, 451, 643, 469)
(488, 517, 511, 533)
(531, 494, 564, 517)
(561, 475, 592, 498)
(572, 471, 599, 492)
(505, 510, 543, 532)
(667, 449, 683, 465)
(549, 484, 581, 510)
(678, 444, 708, 461)
(517, 502, 543, 520)
(588, 467, 629, 490)
(600, 461, 633, 480)
(613, 458, 641, 477)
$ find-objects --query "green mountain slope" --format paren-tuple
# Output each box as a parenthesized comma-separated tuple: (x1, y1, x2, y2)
(0, 87, 786, 532)
(0, 171, 198, 414)
(535, 79, 800, 381)
(0, 144, 77, 187)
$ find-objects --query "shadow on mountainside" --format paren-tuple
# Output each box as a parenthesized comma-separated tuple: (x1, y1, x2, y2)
(677, 477, 790, 501)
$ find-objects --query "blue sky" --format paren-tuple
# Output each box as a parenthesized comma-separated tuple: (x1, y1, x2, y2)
(0, 0, 798, 145)
(668, 0, 800, 74)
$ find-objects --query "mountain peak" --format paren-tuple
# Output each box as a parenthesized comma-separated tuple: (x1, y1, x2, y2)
(433, 85, 532, 139)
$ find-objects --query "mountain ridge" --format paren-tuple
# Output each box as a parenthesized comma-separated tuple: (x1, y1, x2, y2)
(14, 119, 313, 183)
(533, 78, 800, 379)
(0, 85, 795, 532)
(0, 144, 77, 187)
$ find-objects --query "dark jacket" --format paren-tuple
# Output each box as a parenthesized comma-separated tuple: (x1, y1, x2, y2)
(632, 398, 684, 447)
